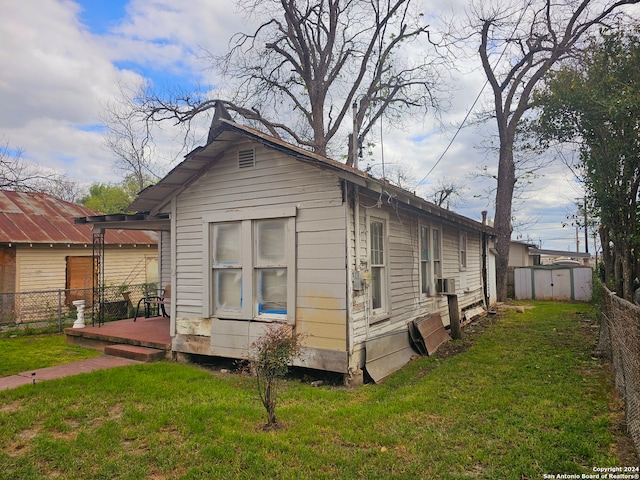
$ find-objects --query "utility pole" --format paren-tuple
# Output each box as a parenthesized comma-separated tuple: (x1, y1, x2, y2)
(583, 197, 589, 254)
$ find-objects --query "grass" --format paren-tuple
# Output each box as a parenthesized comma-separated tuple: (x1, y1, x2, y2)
(0, 302, 632, 479)
(0, 334, 101, 377)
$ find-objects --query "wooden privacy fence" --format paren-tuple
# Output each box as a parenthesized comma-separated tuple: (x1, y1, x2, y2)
(597, 286, 640, 456)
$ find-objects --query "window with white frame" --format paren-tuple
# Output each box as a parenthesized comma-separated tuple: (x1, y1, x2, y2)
(419, 225, 432, 295)
(207, 209, 295, 322)
(255, 219, 287, 314)
(212, 222, 243, 313)
(369, 218, 388, 315)
(459, 231, 467, 270)
(432, 227, 442, 279)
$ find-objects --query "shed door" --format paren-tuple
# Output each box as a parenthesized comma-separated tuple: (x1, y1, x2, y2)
(66, 256, 96, 304)
(532, 268, 573, 300)
(533, 269, 554, 299)
(551, 269, 572, 300)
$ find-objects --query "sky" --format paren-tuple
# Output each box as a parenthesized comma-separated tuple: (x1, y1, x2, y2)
(0, 0, 596, 252)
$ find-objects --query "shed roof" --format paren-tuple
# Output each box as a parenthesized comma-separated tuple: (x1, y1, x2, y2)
(528, 247, 591, 258)
(128, 118, 493, 234)
(0, 190, 157, 245)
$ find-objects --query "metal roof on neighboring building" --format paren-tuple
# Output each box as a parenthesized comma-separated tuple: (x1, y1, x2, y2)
(0, 190, 157, 245)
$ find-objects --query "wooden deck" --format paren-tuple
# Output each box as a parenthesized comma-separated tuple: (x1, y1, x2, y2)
(65, 316, 171, 357)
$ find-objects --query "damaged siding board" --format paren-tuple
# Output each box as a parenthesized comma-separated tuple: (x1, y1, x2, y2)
(210, 318, 274, 358)
(365, 330, 415, 383)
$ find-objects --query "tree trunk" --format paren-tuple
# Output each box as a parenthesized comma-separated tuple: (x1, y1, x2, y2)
(614, 250, 622, 295)
(622, 243, 634, 301)
(493, 135, 517, 302)
(599, 226, 613, 285)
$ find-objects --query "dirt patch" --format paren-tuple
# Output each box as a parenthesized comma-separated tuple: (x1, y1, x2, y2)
(433, 311, 501, 361)
(7, 425, 40, 457)
(0, 400, 22, 412)
(608, 389, 640, 466)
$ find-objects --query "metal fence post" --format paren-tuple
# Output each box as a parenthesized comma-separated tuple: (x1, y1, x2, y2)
(58, 289, 62, 332)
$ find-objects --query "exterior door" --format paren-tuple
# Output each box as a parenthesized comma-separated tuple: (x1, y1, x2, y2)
(66, 256, 96, 305)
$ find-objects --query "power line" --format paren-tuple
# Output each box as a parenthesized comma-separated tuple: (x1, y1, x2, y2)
(416, 1, 533, 188)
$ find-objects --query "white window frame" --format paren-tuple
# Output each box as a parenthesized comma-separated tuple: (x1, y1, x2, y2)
(432, 226, 442, 280)
(254, 218, 289, 320)
(368, 213, 390, 319)
(419, 224, 434, 296)
(211, 222, 243, 316)
(203, 207, 296, 323)
(459, 231, 467, 271)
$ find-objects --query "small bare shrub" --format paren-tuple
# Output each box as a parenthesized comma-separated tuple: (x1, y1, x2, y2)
(250, 323, 303, 429)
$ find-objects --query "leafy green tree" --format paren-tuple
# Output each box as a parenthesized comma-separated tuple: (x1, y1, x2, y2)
(80, 176, 142, 214)
(535, 25, 640, 300)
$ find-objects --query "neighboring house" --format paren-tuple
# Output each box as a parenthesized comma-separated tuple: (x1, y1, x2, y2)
(509, 241, 539, 267)
(81, 114, 496, 382)
(509, 241, 591, 267)
(0, 190, 158, 321)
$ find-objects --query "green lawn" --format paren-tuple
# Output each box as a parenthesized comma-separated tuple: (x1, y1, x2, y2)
(0, 334, 101, 377)
(0, 302, 632, 479)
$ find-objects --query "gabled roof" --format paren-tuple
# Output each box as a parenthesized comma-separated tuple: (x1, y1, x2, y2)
(0, 190, 157, 245)
(128, 119, 493, 233)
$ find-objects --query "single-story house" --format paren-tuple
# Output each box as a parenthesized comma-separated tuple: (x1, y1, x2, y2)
(509, 240, 591, 267)
(0, 190, 158, 322)
(509, 241, 539, 267)
(81, 112, 496, 382)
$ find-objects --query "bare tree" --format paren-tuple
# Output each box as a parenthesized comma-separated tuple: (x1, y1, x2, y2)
(132, 0, 448, 165)
(467, 0, 637, 301)
(102, 89, 163, 192)
(1, 140, 39, 190)
(427, 177, 466, 209)
(0, 138, 82, 201)
(32, 176, 86, 204)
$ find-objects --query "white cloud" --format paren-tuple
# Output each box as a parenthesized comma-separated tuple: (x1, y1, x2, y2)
(0, 0, 146, 181)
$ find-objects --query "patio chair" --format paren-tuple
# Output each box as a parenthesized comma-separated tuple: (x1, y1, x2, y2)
(134, 285, 171, 322)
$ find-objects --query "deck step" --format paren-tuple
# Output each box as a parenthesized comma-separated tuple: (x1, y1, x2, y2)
(104, 344, 165, 363)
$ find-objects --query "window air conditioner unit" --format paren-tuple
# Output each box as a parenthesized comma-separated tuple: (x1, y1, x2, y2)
(436, 278, 456, 295)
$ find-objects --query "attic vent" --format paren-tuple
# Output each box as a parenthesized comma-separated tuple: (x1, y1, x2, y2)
(238, 149, 255, 169)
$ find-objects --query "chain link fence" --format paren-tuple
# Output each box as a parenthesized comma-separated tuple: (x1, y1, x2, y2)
(0, 283, 158, 332)
(596, 285, 640, 456)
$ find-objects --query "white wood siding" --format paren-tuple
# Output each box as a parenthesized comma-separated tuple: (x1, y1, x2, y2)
(159, 231, 171, 288)
(348, 190, 486, 370)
